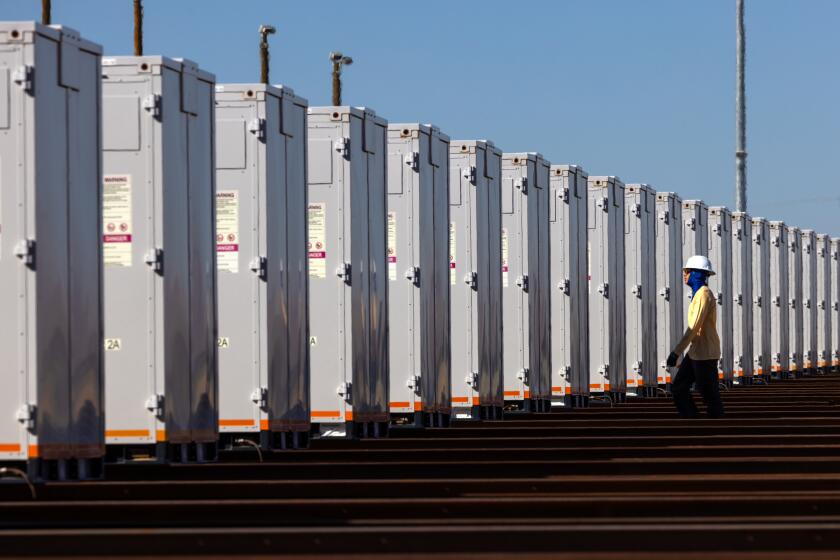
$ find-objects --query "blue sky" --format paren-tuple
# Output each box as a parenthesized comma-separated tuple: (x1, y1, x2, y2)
(5, 0, 839, 235)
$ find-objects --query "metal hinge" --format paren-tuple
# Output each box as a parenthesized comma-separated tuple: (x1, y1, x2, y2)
(754, 295, 762, 307)
(658, 210, 670, 224)
(404, 266, 420, 286)
(597, 196, 609, 211)
(248, 118, 266, 141)
(404, 151, 419, 171)
(773, 352, 781, 364)
(13, 239, 35, 266)
(462, 165, 476, 183)
(515, 274, 528, 292)
(819, 300, 826, 310)
(753, 233, 761, 244)
(465, 372, 479, 391)
(772, 236, 781, 247)
(558, 277, 570, 295)
(143, 94, 162, 119)
(717, 291, 723, 305)
(406, 375, 421, 395)
(145, 394, 164, 418)
(336, 262, 351, 285)
(631, 284, 642, 298)
(250, 256, 267, 280)
(773, 296, 781, 307)
(805, 298, 812, 309)
(516, 368, 529, 385)
(560, 187, 569, 203)
(660, 286, 670, 301)
(514, 177, 527, 194)
(337, 381, 352, 402)
(16, 404, 36, 432)
(250, 387, 268, 409)
(790, 298, 797, 309)
(144, 248, 163, 273)
(598, 282, 609, 298)
(685, 217, 696, 230)
(632, 361, 642, 374)
(734, 293, 742, 305)
(334, 137, 350, 157)
(631, 203, 641, 218)
(463, 271, 477, 290)
(12, 65, 34, 95)
(598, 364, 609, 379)
(712, 224, 722, 235)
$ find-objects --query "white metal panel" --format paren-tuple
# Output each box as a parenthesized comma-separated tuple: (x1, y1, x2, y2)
(708, 207, 734, 382)
(0, 22, 104, 469)
(751, 218, 771, 378)
(655, 192, 683, 385)
(802, 230, 818, 370)
(587, 176, 626, 398)
(731, 212, 754, 381)
(768, 221, 789, 375)
(816, 234, 832, 370)
(831, 238, 840, 369)
(681, 200, 708, 319)
(787, 227, 803, 374)
(624, 184, 657, 394)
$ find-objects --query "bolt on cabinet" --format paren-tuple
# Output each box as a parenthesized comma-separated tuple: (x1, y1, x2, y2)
(549, 165, 590, 405)
(501, 153, 551, 412)
(787, 227, 804, 374)
(587, 176, 627, 400)
(215, 84, 310, 449)
(307, 106, 389, 437)
(831, 238, 840, 369)
(802, 230, 818, 371)
(101, 56, 218, 461)
(0, 22, 105, 479)
(655, 192, 683, 385)
(751, 218, 771, 378)
(768, 221, 790, 375)
(682, 200, 708, 318)
(731, 212, 754, 381)
(816, 234, 833, 371)
(449, 140, 503, 419)
(708, 207, 734, 382)
(624, 184, 657, 395)
(386, 124, 451, 426)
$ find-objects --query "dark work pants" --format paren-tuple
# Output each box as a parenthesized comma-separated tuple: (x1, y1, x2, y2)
(671, 357, 725, 418)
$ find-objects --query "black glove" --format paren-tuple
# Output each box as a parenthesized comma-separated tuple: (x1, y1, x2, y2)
(666, 352, 679, 368)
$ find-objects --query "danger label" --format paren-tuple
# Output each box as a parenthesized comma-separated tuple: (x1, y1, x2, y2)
(449, 222, 456, 285)
(388, 212, 397, 281)
(502, 227, 510, 288)
(308, 202, 326, 279)
(216, 191, 240, 273)
(103, 175, 133, 267)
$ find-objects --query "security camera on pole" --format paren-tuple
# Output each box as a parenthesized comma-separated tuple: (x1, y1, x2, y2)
(330, 51, 353, 105)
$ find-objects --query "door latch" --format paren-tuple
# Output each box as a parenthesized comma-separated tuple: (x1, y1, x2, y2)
(404, 151, 419, 171)
(248, 117, 266, 141)
(516, 368, 529, 385)
(13, 239, 35, 266)
(145, 394, 164, 418)
(16, 404, 36, 432)
(337, 381, 352, 402)
(406, 375, 421, 395)
(462, 165, 476, 183)
(250, 256, 267, 280)
(515, 274, 529, 292)
(404, 266, 420, 286)
(631, 284, 642, 298)
(12, 65, 34, 95)
(334, 137, 350, 157)
(465, 372, 479, 391)
(250, 387, 268, 409)
(336, 262, 351, 285)
(558, 278, 570, 295)
(464, 271, 477, 290)
(598, 282, 609, 298)
(142, 94, 162, 119)
(144, 248, 163, 273)
(514, 177, 527, 194)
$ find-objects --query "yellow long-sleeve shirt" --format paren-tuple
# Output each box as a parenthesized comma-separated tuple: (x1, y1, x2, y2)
(673, 285, 721, 360)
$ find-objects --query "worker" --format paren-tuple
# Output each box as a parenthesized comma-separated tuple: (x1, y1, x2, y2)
(666, 255, 724, 418)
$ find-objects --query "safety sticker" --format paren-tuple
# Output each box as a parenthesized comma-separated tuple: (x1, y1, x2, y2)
(103, 175, 133, 267)
(502, 227, 509, 287)
(216, 191, 239, 273)
(308, 202, 326, 278)
(449, 222, 456, 285)
(104, 338, 122, 351)
(388, 212, 397, 281)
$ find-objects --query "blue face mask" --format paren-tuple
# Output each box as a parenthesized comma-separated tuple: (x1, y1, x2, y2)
(687, 270, 708, 299)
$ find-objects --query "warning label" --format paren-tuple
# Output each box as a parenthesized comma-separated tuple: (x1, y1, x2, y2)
(502, 228, 509, 288)
(308, 202, 326, 279)
(388, 212, 397, 281)
(449, 222, 456, 285)
(103, 175, 133, 267)
(216, 191, 240, 273)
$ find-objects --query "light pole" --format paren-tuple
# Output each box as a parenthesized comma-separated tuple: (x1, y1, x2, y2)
(134, 0, 143, 56)
(259, 25, 276, 85)
(330, 51, 353, 106)
(42, 0, 51, 25)
(735, 0, 747, 212)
